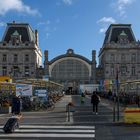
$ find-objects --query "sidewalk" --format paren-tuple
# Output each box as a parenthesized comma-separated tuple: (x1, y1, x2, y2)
(100, 97, 125, 123)
(0, 95, 72, 125)
(0, 95, 139, 126)
(71, 95, 125, 125)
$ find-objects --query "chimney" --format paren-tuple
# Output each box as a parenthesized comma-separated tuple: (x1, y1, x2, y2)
(92, 50, 96, 61)
(44, 50, 48, 62)
(35, 29, 38, 46)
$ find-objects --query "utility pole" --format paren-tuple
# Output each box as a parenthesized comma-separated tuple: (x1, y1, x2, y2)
(116, 83, 120, 121)
(116, 64, 120, 121)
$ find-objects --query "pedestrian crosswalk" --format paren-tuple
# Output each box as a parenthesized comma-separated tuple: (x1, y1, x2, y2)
(0, 125, 95, 139)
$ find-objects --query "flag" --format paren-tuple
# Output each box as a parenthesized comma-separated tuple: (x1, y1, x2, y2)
(109, 80, 113, 90)
(99, 80, 103, 91)
(100, 80, 103, 86)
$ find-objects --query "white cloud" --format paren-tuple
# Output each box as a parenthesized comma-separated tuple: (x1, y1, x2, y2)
(97, 17, 116, 24)
(0, 0, 40, 16)
(56, 0, 73, 6)
(0, 21, 6, 27)
(99, 28, 107, 33)
(62, 0, 73, 5)
(38, 20, 51, 26)
(112, 0, 136, 16)
(97, 17, 116, 34)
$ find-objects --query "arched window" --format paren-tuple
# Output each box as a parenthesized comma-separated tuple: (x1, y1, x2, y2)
(51, 59, 89, 80)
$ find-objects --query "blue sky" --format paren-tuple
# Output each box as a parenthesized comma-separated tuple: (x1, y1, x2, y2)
(0, 0, 140, 65)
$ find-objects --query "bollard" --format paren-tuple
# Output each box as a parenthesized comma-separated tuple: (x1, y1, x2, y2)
(67, 102, 75, 122)
(67, 105, 70, 122)
(9, 106, 12, 114)
(113, 97, 116, 122)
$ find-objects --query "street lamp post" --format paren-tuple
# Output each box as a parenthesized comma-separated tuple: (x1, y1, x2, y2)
(116, 64, 120, 122)
(116, 83, 120, 121)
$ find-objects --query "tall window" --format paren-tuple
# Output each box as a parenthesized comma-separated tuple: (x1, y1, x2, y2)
(131, 66, 136, 76)
(25, 66, 29, 77)
(13, 54, 18, 62)
(3, 54, 7, 62)
(110, 65, 114, 76)
(110, 54, 115, 62)
(120, 66, 127, 76)
(121, 54, 126, 62)
(51, 59, 89, 80)
(131, 54, 136, 62)
(2, 67, 7, 76)
(25, 54, 29, 62)
(13, 66, 19, 77)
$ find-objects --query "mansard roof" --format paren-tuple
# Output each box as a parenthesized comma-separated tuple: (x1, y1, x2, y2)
(2, 21, 35, 43)
(103, 24, 136, 44)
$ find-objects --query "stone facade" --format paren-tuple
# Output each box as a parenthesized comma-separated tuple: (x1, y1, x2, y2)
(99, 24, 140, 84)
(1, 22, 140, 93)
(0, 21, 42, 80)
(44, 49, 96, 93)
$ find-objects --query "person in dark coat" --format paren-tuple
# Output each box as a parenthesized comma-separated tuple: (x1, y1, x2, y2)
(11, 95, 21, 115)
(91, 91, 100, 114)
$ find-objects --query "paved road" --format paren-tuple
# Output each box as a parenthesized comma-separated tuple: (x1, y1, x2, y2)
(71, 95, 140, 140)
(0, 125, 95, 140)
(0, 95, 139, 140)
(71, 95, 116, 124)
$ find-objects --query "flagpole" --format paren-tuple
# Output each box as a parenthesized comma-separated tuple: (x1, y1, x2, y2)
(116, 64, 120, 121)
(117, 82, 120, 121)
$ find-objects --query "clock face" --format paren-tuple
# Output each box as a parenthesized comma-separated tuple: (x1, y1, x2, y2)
(67, 49, 74, 55)
(68, 49, 73, 54)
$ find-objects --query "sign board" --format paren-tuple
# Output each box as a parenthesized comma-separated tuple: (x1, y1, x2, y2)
(0, 76, 12, 83)
(43, 75, 49, 81)
(16, 84, 32, 96)
(0, 82, 15, 94)
(79, 84, 99, 94)
(35, 89, 48, 97)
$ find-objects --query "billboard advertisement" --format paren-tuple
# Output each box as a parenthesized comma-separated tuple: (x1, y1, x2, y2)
(16, 84, 32, 96)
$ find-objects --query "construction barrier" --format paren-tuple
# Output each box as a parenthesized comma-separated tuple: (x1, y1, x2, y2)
(124, 108, 140, 123)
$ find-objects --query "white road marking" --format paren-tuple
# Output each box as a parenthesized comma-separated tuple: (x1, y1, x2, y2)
(0, 125, 95, 138)
(0, 125, 95, 129)
(0, 133, 95, 138)
(14, 129, 95, 133)
(20, 125, 95, 129)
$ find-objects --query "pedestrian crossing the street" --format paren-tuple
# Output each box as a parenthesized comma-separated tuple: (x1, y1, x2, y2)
(0, 125, 95, 139)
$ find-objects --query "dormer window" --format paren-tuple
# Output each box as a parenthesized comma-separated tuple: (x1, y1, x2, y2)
(118, 30, 129, 44)
(11, 30, 22, 45)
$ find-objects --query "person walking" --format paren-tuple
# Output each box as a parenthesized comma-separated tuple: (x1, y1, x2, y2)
(80, 92, 85, 104)
(11, 95, 21, 115)
(91, 91, 100, 114)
